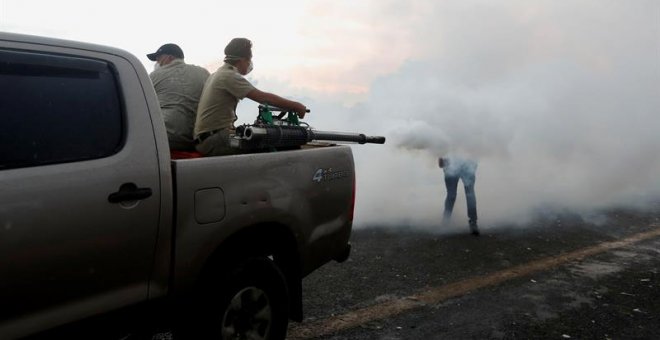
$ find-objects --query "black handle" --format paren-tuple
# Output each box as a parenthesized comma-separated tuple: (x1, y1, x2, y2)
(108, 183, 153, 203)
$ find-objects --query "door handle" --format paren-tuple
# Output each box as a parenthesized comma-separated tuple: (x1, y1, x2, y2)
(108, 183, 153, 203)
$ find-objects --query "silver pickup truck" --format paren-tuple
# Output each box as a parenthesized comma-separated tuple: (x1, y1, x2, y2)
(0, 32, 354, 339)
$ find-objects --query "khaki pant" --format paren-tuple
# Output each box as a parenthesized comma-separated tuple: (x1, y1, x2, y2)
(195, 129, 242, 156)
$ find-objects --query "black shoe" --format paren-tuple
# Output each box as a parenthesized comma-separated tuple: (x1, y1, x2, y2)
(469, 222, 480, 236)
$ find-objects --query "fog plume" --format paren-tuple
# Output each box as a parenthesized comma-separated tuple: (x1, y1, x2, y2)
(288, 1, 660, 230)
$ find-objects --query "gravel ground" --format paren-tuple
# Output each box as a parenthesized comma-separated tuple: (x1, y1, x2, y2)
(292, 206, 660, 339)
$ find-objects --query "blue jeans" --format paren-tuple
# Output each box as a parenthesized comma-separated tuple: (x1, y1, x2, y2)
(443, 170, 478, 225)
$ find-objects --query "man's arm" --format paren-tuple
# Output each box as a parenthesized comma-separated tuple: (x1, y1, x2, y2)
(246, 88, 308, 118)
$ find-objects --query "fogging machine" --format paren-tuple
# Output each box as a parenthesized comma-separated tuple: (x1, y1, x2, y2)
(230, 104, 386, 151)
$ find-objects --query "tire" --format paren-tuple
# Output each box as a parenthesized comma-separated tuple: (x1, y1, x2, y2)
(201, 256, 290, 340)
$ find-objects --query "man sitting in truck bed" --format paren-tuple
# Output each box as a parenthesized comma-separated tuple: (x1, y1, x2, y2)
(193, 37, 308, 156)
(147, 43, 210, 152)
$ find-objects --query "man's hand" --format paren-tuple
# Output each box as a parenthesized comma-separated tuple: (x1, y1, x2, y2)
(292, 102, 307, 118)
(247, 89, 308, 118)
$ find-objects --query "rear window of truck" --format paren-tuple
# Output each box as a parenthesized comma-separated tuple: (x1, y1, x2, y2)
(0, 49, 123, 170)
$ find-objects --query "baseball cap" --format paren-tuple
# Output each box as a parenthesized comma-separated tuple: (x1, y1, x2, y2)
(147, 43, 184, 61)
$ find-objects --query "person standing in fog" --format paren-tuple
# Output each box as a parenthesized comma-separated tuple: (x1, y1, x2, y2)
(439, 155, 479, 236)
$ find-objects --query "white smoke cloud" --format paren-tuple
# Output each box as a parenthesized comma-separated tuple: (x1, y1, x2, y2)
(287, 1, 660, 230)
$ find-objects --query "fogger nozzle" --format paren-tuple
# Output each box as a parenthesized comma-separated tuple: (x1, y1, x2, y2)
(234, 125, 385, 150)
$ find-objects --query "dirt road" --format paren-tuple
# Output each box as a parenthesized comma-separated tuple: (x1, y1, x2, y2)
(290, 207, 660, 339)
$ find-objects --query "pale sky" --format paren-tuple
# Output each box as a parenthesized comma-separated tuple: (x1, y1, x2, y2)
(0, 0, 413, 102)
(2, 1, 659, 229)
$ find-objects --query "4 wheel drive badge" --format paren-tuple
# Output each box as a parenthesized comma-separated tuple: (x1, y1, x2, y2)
(313, 168, 351, 183)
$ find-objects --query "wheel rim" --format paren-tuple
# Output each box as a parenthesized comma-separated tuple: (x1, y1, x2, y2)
(221, 286, 273, 340)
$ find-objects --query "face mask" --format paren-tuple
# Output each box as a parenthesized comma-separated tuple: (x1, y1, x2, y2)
(153, 61, 161, 71)
(246, 61, 254, 74)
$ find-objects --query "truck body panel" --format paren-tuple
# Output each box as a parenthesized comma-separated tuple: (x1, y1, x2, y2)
(171, 146, 354, 290)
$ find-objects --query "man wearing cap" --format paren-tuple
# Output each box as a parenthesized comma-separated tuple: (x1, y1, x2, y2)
(194, 37, 308, 156)
(148, 43, 210, 151)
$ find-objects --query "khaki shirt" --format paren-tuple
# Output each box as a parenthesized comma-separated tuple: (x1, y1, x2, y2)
(194, 63, 256, 136)
(150, 59, 210, 150)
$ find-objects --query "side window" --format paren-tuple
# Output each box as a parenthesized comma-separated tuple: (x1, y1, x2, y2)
(0, 49, 123, 170)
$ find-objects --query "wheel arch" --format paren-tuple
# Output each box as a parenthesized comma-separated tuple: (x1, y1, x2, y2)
(198, 222, 305, 321)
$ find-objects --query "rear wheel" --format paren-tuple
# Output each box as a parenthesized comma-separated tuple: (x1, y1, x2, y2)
(205, 257, 290, 340)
